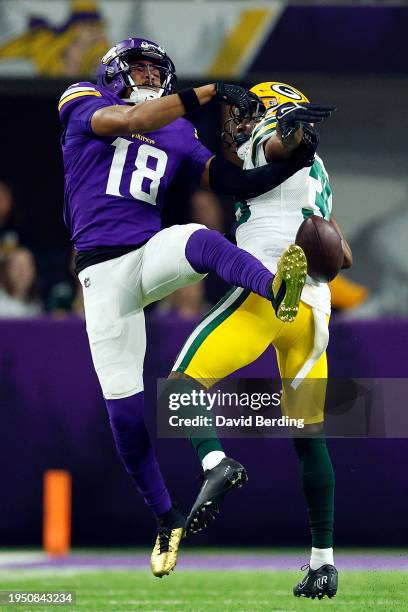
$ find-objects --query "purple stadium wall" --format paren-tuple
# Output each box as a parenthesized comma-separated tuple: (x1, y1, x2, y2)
(0, 316, 407, 547)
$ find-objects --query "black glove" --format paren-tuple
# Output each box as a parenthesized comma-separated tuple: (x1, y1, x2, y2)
(276, 102, 336, 140)
(291, 124, 320, 167)
(215, 83, 252, 118)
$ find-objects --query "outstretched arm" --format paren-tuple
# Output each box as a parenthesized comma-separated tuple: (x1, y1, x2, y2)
(265, 126, 304, 161)
(92, 85, 216, 136)
(91, 83, 255, 137)
(264, 102, 335, 162)
(200, 142, 316, 200)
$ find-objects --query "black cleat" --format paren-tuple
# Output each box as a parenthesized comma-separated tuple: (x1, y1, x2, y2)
(293, 564, 338, 599)
(186, 457, 247, 534)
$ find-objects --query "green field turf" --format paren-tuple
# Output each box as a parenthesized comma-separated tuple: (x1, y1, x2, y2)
(0, 569, 406, 612)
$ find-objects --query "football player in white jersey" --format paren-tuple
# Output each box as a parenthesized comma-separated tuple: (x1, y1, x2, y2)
(167, 82, 351, 599)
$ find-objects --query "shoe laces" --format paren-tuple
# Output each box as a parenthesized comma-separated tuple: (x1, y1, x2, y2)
(157, 527, 170, 554)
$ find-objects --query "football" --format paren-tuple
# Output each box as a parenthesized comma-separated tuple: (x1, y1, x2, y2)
(295, 215, 343, 282)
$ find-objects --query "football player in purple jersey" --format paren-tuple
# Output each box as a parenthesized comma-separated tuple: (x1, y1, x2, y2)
(58, 37, 318, 577)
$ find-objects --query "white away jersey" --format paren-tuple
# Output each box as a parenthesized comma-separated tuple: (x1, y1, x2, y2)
(235, 113, 332, 314)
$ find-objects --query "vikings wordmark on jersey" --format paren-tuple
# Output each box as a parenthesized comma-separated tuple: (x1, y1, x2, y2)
(59, 82, 212, 250)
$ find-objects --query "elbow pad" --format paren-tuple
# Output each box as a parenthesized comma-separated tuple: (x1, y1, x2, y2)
(208, 152, 313, 201)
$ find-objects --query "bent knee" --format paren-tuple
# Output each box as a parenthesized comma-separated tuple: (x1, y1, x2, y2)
(101, 370, 143, 399)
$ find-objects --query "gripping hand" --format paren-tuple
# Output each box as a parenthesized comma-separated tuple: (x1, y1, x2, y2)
(276, 102, 336, 140)
(215, 83, 253, 118)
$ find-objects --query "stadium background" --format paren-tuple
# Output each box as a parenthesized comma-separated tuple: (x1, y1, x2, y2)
(0, 0, 407, 605)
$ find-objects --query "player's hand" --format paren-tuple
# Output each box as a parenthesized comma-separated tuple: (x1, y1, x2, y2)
(276, 102, 336, 140)
(215, 83, 252, 117)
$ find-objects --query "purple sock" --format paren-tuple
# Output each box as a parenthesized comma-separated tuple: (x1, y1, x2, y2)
(105, 393, 172, 517)
(186, 228, 273, 299)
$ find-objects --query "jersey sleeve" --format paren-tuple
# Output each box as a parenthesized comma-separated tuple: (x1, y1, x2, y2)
(181, 121, 213, 181)
(58, 82, 111, 135)
(249, 110, 278, 167)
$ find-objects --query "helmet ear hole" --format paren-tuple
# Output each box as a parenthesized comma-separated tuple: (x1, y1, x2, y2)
(105, 66, 115, 80)
(267, 96, 279, 108)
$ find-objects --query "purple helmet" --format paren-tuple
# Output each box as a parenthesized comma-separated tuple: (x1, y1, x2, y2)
(97, 37, 177, 100)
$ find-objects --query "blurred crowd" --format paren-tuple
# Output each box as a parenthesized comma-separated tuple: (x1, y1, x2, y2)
(0, 180, 231, 320)
(0, 181, 81, 319)
(2, 177, 404, 322)
(0, 182, 41, 318)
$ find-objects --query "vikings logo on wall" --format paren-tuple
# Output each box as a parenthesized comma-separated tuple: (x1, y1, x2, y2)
(0, 0, 284, 79)
(0, 0, 107, 77)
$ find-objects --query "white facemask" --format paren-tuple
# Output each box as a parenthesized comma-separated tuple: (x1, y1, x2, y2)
(125, 87, 161, 105)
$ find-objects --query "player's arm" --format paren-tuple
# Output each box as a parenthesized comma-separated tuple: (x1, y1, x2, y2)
(91, 83, 255, 137)
(200, 151, 314, 200)
(329, 214, 352, 269)
(264, 102, 336, 162)
(92, 86, 215, 136)
(264, 127, 303, 161)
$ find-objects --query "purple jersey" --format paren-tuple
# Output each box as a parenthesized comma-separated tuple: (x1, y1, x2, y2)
(58, 82, 213, 249)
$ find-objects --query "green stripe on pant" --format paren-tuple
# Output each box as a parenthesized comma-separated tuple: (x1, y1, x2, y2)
(174, 287, 251, 373)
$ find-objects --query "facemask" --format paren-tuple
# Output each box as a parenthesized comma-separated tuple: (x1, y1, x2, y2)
(125, 87, 161, 104)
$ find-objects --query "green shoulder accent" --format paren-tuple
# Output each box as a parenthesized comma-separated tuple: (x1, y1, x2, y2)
(301, 207, 313, 219)
(252, 116, 277, 141)
(250, 118, 277, 165)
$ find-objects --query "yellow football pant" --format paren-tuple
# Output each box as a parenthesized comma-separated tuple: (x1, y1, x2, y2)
(173, 288, 329, 425)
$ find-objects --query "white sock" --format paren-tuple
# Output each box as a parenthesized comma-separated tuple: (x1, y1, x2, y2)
(310, 547, 334, 570)
(202, 450, 226, 472)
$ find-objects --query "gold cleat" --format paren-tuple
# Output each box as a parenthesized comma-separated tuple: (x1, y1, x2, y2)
(150, 526, 184, 577)
(272, 244, 307, 323)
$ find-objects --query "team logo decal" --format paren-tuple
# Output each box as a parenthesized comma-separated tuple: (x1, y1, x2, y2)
(270, 83, 302, 101)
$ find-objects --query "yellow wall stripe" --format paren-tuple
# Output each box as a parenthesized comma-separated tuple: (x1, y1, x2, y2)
(58, 90, 102, 111)
(208, 9, 271, 78)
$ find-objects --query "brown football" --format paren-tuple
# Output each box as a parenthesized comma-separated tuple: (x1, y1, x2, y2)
(295, 215, 343, 282)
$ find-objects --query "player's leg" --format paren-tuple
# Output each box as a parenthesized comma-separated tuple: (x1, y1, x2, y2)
(78, 254, 183, 577)
(140, 224, 306, 322)
(274, 305, 337, 598)
(168, 289, 276, 532)
(139, 224, 275, 533)
(186, 227, 307, 322)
